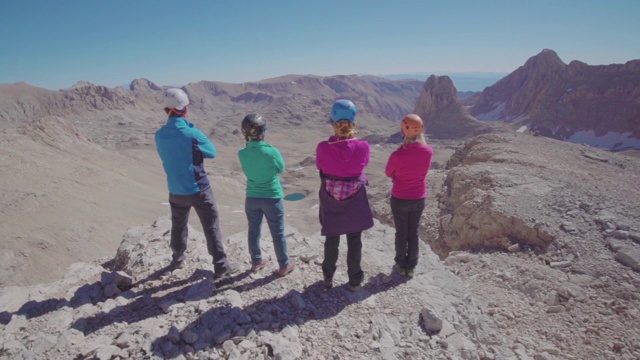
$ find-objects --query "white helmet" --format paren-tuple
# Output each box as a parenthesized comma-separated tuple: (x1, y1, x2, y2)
(164, 88, 189, 110)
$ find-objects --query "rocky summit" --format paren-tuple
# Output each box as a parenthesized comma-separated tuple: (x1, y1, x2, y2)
(467, 49, 640, 150)
(413, 75, 503, 140)
(2, 130, 640, 360)
(0, 217, 508, 360)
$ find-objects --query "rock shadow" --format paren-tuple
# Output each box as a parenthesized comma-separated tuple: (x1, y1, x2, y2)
(150, 272, 406, 358)
(69, 268, 272, 336)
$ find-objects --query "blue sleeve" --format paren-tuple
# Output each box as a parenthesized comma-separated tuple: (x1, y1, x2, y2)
(194, 129, 217, 158)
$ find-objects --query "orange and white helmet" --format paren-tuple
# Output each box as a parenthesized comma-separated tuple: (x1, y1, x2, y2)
(401, 114, 423, 136)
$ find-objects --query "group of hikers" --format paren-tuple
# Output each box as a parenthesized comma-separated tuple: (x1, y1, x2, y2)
(154, 88, 433, 292)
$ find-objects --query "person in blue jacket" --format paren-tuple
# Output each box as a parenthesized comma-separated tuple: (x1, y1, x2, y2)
(154, 88, 239, 280)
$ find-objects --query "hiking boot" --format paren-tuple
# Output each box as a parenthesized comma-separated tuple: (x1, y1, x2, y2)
(348, 283, 362, 292)
(213, 262, 241, 281)
(405, 268, 415, 279)
(323, 275, 333, 289)
(251, 260, 268, 273)
(277, 261, 296, 277)
(170, 255, 185, 269)
(393, 263, 406, 276)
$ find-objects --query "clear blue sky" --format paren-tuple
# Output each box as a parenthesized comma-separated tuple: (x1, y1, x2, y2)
(2, 0, 639, 90)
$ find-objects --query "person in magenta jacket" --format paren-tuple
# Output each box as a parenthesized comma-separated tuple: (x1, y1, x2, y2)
(385, 114, 433, 279)
(316, 99, 374, 292)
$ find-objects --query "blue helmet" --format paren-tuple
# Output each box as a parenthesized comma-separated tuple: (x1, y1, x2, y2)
(330, 99, 357, 122)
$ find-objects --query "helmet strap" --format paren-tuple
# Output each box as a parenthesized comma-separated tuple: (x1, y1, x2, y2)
(165, 106, 188, 117)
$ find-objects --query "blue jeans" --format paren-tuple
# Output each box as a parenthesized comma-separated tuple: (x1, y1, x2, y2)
(390, 196, 425, 270)
(245, 197, 289, 267)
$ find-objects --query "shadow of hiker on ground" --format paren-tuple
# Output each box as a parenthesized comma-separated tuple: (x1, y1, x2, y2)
(1, 280, 107, 324)
(69, 267, 278, 336)
(150, 272, 407, 358)
(0, 263, 197, 325)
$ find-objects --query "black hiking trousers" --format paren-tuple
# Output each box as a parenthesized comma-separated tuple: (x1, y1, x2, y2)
(169, 187, 229, 273)
(322, 232, 364, 287)
(390, 196, 425, 271)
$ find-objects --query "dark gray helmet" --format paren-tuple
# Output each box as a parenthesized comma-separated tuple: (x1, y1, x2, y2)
(241, 113, 267, 140)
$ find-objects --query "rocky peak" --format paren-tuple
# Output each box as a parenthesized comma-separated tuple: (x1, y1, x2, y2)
(523, 49, 566, 71)
(415, 75, 458, 114)
(414, 75, 501, 139)
(129, 78, 162, 92)
(469, 50, 640, 149)
(69, 81, 96, 89)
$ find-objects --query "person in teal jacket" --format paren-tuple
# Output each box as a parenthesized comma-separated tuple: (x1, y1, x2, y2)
(238, 114, 295, 277)
(155, 88, 239, 281)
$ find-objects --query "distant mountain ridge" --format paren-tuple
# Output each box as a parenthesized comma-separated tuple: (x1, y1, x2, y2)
(379, 72, 508, 92)
(468, 49, 640, 150)
(0, 75, 423, 148)
(413, 75, 504, 139)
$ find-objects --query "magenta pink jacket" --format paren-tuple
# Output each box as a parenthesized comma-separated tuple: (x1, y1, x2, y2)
(385, 143, 433, 199)
(316, 136, 370, 177)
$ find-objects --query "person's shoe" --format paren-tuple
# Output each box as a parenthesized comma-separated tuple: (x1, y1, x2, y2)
(405, 268, 415, 279)
(348, 283, 362, 292)
(277, 261, 296, 277)
(170, 255, 185, 269)
(251, 260, 268, 273)
(213, 263, 241, 281)
(393, 263, 406, 276)
(323, 275, 333, 289)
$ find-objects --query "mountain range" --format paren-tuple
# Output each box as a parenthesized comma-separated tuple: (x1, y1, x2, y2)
(1, 50, 640, 360)
(466, 49, 640, 151)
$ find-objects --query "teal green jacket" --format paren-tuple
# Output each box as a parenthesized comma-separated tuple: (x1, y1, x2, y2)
(238, 141, 285, 198)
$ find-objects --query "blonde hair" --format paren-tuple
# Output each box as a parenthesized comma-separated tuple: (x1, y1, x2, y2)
(332, 120, 357, 137)
(402, 133, 426, 146)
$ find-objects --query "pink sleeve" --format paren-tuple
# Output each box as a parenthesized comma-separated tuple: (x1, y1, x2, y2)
(385, 152, 395, 178)
(316, 142, 325, 171)
(361, 141, 370, 167)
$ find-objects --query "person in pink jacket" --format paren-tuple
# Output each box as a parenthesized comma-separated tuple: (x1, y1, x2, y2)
(385, 114, 433, 278)
(316, 99, 374, 292)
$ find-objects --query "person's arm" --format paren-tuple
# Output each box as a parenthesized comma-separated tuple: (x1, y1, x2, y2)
(193, 129, 217, 158)
(424, 145, 434, 174)
(385, 152, 396, 178)
(273, 148, 285, 174)
(315, 143, 325, 172)
(362, 141, 370, 167)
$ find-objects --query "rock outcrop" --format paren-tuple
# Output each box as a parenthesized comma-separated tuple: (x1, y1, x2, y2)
(414, 75, 503, 139)
(469, 49, 640, 150)
(435, 132, 640, 258)
(0, 217, 511, 359)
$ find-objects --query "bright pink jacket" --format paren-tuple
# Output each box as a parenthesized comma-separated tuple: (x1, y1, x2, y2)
(316, 136, 370, 177)
(385, 143, 433, 199)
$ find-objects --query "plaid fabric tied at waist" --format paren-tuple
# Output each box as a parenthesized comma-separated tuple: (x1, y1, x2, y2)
(324, 178, 362, 200)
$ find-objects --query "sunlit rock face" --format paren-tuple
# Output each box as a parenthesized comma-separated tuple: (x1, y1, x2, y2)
(414, 75, 502, 139)
(469, 49, 640, 150)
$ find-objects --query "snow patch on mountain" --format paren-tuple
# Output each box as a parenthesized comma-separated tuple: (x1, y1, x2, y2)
(566, 130, 640, 151)
(475, 102, 505, 121)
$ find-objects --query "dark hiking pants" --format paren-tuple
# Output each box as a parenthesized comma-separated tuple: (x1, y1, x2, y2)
(169, 187, 228, 272)
(322, 232, 364, 287)
(390, 196, 425, 271)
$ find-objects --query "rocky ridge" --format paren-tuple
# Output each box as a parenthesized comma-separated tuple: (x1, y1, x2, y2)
(432, 133, 640, 360)
(2, 131, 639, 359)
(0, 217, 513, 360)
(413, 75, 503, 140)
(0, 75, 423, 150)
(468, 49, 640, 150)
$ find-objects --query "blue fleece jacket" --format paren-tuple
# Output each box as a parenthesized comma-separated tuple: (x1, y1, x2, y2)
(155, 117, 216, 195)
